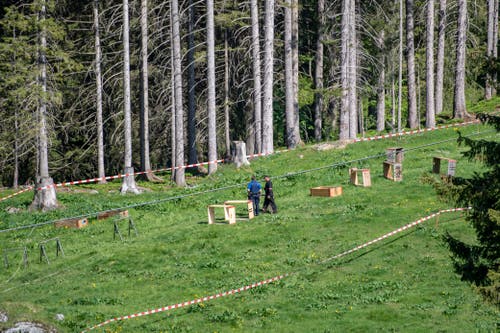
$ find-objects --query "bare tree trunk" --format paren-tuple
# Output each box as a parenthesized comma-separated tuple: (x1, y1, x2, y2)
(187, 0, 198, 165)
(435, 0, 447, 114)
(493, 0, 498, 96)
(262, 0, 275, 153)
(453, 0, 468, 119)
(171, 0, 186, 185)
(11, 29, 19, 189)
(32, 0, 57, 210)
(13, 110, 19, 189)
(206, 0, 217, 174)
(250, 0, 262, 153)
(170, 48, 176, 179)
(120, 0, 140, 194)
(398, 0, 403, 131)
(224, 31, 231, 158)
(391, 62, 396, 132)
(485, 0, 495, 99)
(291, 0, 301, 145)
(94, 0, 106, 184)
(139, 0, 157, 181)
(339, 0, 350, 140)
(284, 0, 296, 148)
(425, 0, 436, 128)
(313, 0, 324, 141)
(406, 0, 418, 129)
(376, 29, 385, 132)
(348, 0, 357, 138)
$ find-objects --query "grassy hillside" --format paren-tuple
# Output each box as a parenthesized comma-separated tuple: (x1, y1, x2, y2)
(0, 120, 499, 332)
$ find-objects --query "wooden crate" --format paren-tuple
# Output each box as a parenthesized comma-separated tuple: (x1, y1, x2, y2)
(207, 205, 236, 224)
(224, 200, 254, 219)
(310, 186, 343, 197)
(349, 168, 371, 187)
(386, 147, 404, 163)
(432, 157, 457, 176)
(54, 218, 88, 229)
(383, 161, 403, 181)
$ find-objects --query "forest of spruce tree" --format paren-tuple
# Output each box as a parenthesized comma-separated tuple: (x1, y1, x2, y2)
(0, 0, 497, 205)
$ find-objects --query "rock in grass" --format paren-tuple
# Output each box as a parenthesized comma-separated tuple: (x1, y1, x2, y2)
(55, 313, 64, 321)
(0, 311, 7, 322)
(4, 322, 53, 333)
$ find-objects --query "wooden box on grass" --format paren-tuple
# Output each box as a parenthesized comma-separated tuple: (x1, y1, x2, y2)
(383, 161, 403, 181)
(310, 186, 343, 197)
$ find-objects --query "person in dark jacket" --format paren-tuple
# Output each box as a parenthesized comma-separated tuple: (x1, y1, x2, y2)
(247, 175, 262, 216)
(262, 175, 277, 214)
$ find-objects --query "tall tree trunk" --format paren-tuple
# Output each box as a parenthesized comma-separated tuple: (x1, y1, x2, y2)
(224, 31, 231, 158)
(339, 0, 350, 140)
(140, 0, 156, 181)
(170, 46, 176, 179)
(485, 0, 495, 99)
(348, 0, 357, 138)
(435, 0, 447, 114)
(398, 0, 403, 131)
(262, 0, 275, 153)
(376, 29, 385, 132)
(313, 0, 324, 141)
(453, 0, 468, 119)
(120, 0, 140, 194)
(13, 110, 19, 189)
(425, 0, 436, 128)
(494, 0, 498, 96)
(94, 0, 106, 184)
(291, 0, 301, 145)
(284, 0, 296, 148)
(207, 0, 217, 174)
(32, 0, 57, 210)
(11, 29, 19, 189)
(171, 0, 186, 185)
(250, 0, 262, 153)
(187, 0, 198, 165)
(406, 0, 418, 129)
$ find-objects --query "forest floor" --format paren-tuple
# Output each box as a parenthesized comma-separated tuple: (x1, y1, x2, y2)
(0, 101, 499, 332)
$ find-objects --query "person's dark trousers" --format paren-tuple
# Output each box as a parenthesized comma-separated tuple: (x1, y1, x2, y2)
(251, 194, 260, 215)
(263, 195, 277, 213)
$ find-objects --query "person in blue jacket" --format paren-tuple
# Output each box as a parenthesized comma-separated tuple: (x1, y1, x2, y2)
(247, 175, 262, 216)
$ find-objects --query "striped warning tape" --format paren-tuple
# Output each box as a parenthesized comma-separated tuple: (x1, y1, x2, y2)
(81, 274, 289, 333)
(81, 207, 470, 332)
(354, 120, 479, 142)
(0, 187, 33, 202)
(0, 120, 480, 203)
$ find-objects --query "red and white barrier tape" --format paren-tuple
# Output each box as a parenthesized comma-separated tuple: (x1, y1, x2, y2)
(81, 207, 470, 332)
(0, 120, 480, 203)
(354, 120, 479, 142)
(81, 273, 289, 333)
(0, 187, 33, 202)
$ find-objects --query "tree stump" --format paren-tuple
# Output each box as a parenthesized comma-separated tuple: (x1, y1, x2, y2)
(232, 141, 250, 168)
(30, 177, 58, 211)
(120, 166, 141, 194)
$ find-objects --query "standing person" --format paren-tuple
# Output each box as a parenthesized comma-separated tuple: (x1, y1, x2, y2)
(247, 175, 262, 216)
(262, 175, 278, 214)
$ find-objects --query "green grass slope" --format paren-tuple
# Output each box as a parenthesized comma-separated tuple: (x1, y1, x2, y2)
(0, 121, 499, 332)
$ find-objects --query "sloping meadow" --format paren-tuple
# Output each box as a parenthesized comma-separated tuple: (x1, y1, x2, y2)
(0, 123, 499, 332)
